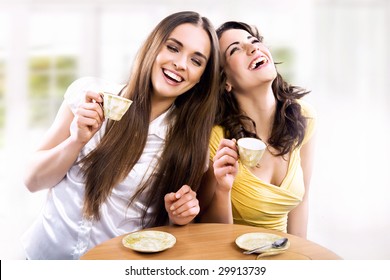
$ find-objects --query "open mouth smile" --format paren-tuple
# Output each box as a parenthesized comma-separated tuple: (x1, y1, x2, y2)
(163, 69, 184, 83)
(249, 56, 268, 70)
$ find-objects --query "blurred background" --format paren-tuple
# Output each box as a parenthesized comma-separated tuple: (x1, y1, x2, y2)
(0, 0, 389, 260)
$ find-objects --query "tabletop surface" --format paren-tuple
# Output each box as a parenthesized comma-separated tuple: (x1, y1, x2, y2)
(81, 223, 342, 260)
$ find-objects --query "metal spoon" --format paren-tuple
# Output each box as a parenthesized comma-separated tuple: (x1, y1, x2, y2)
(243, 237, 288, 255)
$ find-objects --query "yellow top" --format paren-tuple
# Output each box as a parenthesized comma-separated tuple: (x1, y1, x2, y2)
(209, 100, 317, 232)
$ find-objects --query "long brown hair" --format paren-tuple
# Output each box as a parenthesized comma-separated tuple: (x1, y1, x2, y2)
(80, 11, 220, 226)
(216, 21, 309, 156)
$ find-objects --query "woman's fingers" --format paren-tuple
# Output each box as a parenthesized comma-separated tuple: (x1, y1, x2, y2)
(78, 102, 104, 122)
(165, 185, 199, 217)
(85, 90, 103, 104)
(172, 197, 200, 217)
(214, 139, 238, 161)
(213, 164, 236, 178)
(213, 139, 238, 172)
(70, 91, 106, 144)
(212, 138, 239, 191)
(213, 153, 237, 169)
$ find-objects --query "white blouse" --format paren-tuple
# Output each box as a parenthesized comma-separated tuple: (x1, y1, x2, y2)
(22, 77, 170, 259)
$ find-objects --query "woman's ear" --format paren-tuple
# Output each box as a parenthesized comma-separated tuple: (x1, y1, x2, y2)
(225, 82, 232, 92)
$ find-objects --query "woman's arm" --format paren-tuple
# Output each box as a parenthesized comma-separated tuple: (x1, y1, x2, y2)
(197, 139, 238, 223)
(287, 131, 317, 238)
(24, 91, 104, 192)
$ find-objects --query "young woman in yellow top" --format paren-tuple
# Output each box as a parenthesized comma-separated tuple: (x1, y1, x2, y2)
(198, 21, 316, 239)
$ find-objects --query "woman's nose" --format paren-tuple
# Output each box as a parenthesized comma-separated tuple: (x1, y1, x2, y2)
(245, 43, 258, 55)
(173, 55, 187, 70)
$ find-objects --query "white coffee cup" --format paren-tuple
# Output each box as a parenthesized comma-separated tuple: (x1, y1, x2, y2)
(100, 92, 132, 121)
(237, 137, 266, 167)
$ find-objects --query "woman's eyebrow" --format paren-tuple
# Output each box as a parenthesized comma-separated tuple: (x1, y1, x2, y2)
(167, 37, 208, 61)
(224, 41, 239, 56)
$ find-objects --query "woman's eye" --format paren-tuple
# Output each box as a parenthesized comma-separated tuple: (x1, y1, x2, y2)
(167, 45, 178, 52)
(229, 47, 239, 56)
(191, 58, 202, 67)
(251, 39, 261, 44)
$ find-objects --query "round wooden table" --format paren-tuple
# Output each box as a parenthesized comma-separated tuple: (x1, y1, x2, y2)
(81, 223, 342, 260)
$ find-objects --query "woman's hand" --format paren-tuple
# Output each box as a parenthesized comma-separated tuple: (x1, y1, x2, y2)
(213, 138, 239, 192)
(164, 185, 200, 225)
(71, 91, 104, 145)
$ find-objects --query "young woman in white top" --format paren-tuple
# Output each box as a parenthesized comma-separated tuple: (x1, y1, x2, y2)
(22, 11, 220, 259)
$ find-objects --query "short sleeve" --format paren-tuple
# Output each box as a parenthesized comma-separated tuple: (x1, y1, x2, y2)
(64, 78, 89, 113)
(64, 76, 125, 114)
(299, 99, 317, 145)
(209, 126, 225, 161)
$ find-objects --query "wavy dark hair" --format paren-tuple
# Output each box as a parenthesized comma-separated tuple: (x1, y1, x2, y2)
(216, 21, 309, 156)
(80, 11, 220, 226)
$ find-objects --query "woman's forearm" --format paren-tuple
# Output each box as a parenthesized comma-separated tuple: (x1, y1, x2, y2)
(24, 136, 84, 192)
(199, 188, 233, 223)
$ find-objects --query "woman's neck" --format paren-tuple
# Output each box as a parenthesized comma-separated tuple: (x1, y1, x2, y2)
(235, 85, 276, 142)
(150, 97, 175, 122)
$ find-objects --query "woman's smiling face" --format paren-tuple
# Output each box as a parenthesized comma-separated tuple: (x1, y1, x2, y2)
(219, 28, 277, 93)
(151, 23, 211, 102)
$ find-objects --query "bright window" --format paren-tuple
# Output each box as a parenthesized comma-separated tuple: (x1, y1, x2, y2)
(28, 55, 77, 127)
(26, 10, 83, 128)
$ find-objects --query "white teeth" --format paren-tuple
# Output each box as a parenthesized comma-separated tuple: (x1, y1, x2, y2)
(163, 69, 183, 82)
(250, 57, 267, 70)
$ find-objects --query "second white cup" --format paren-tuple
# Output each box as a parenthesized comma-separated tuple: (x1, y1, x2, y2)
(237, 137, 266, 168)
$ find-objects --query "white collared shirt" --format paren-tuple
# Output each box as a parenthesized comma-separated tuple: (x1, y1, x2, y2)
(22, 77, 170, 259)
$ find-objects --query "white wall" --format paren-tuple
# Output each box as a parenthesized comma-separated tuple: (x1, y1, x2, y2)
(0, 0, 389, 260)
